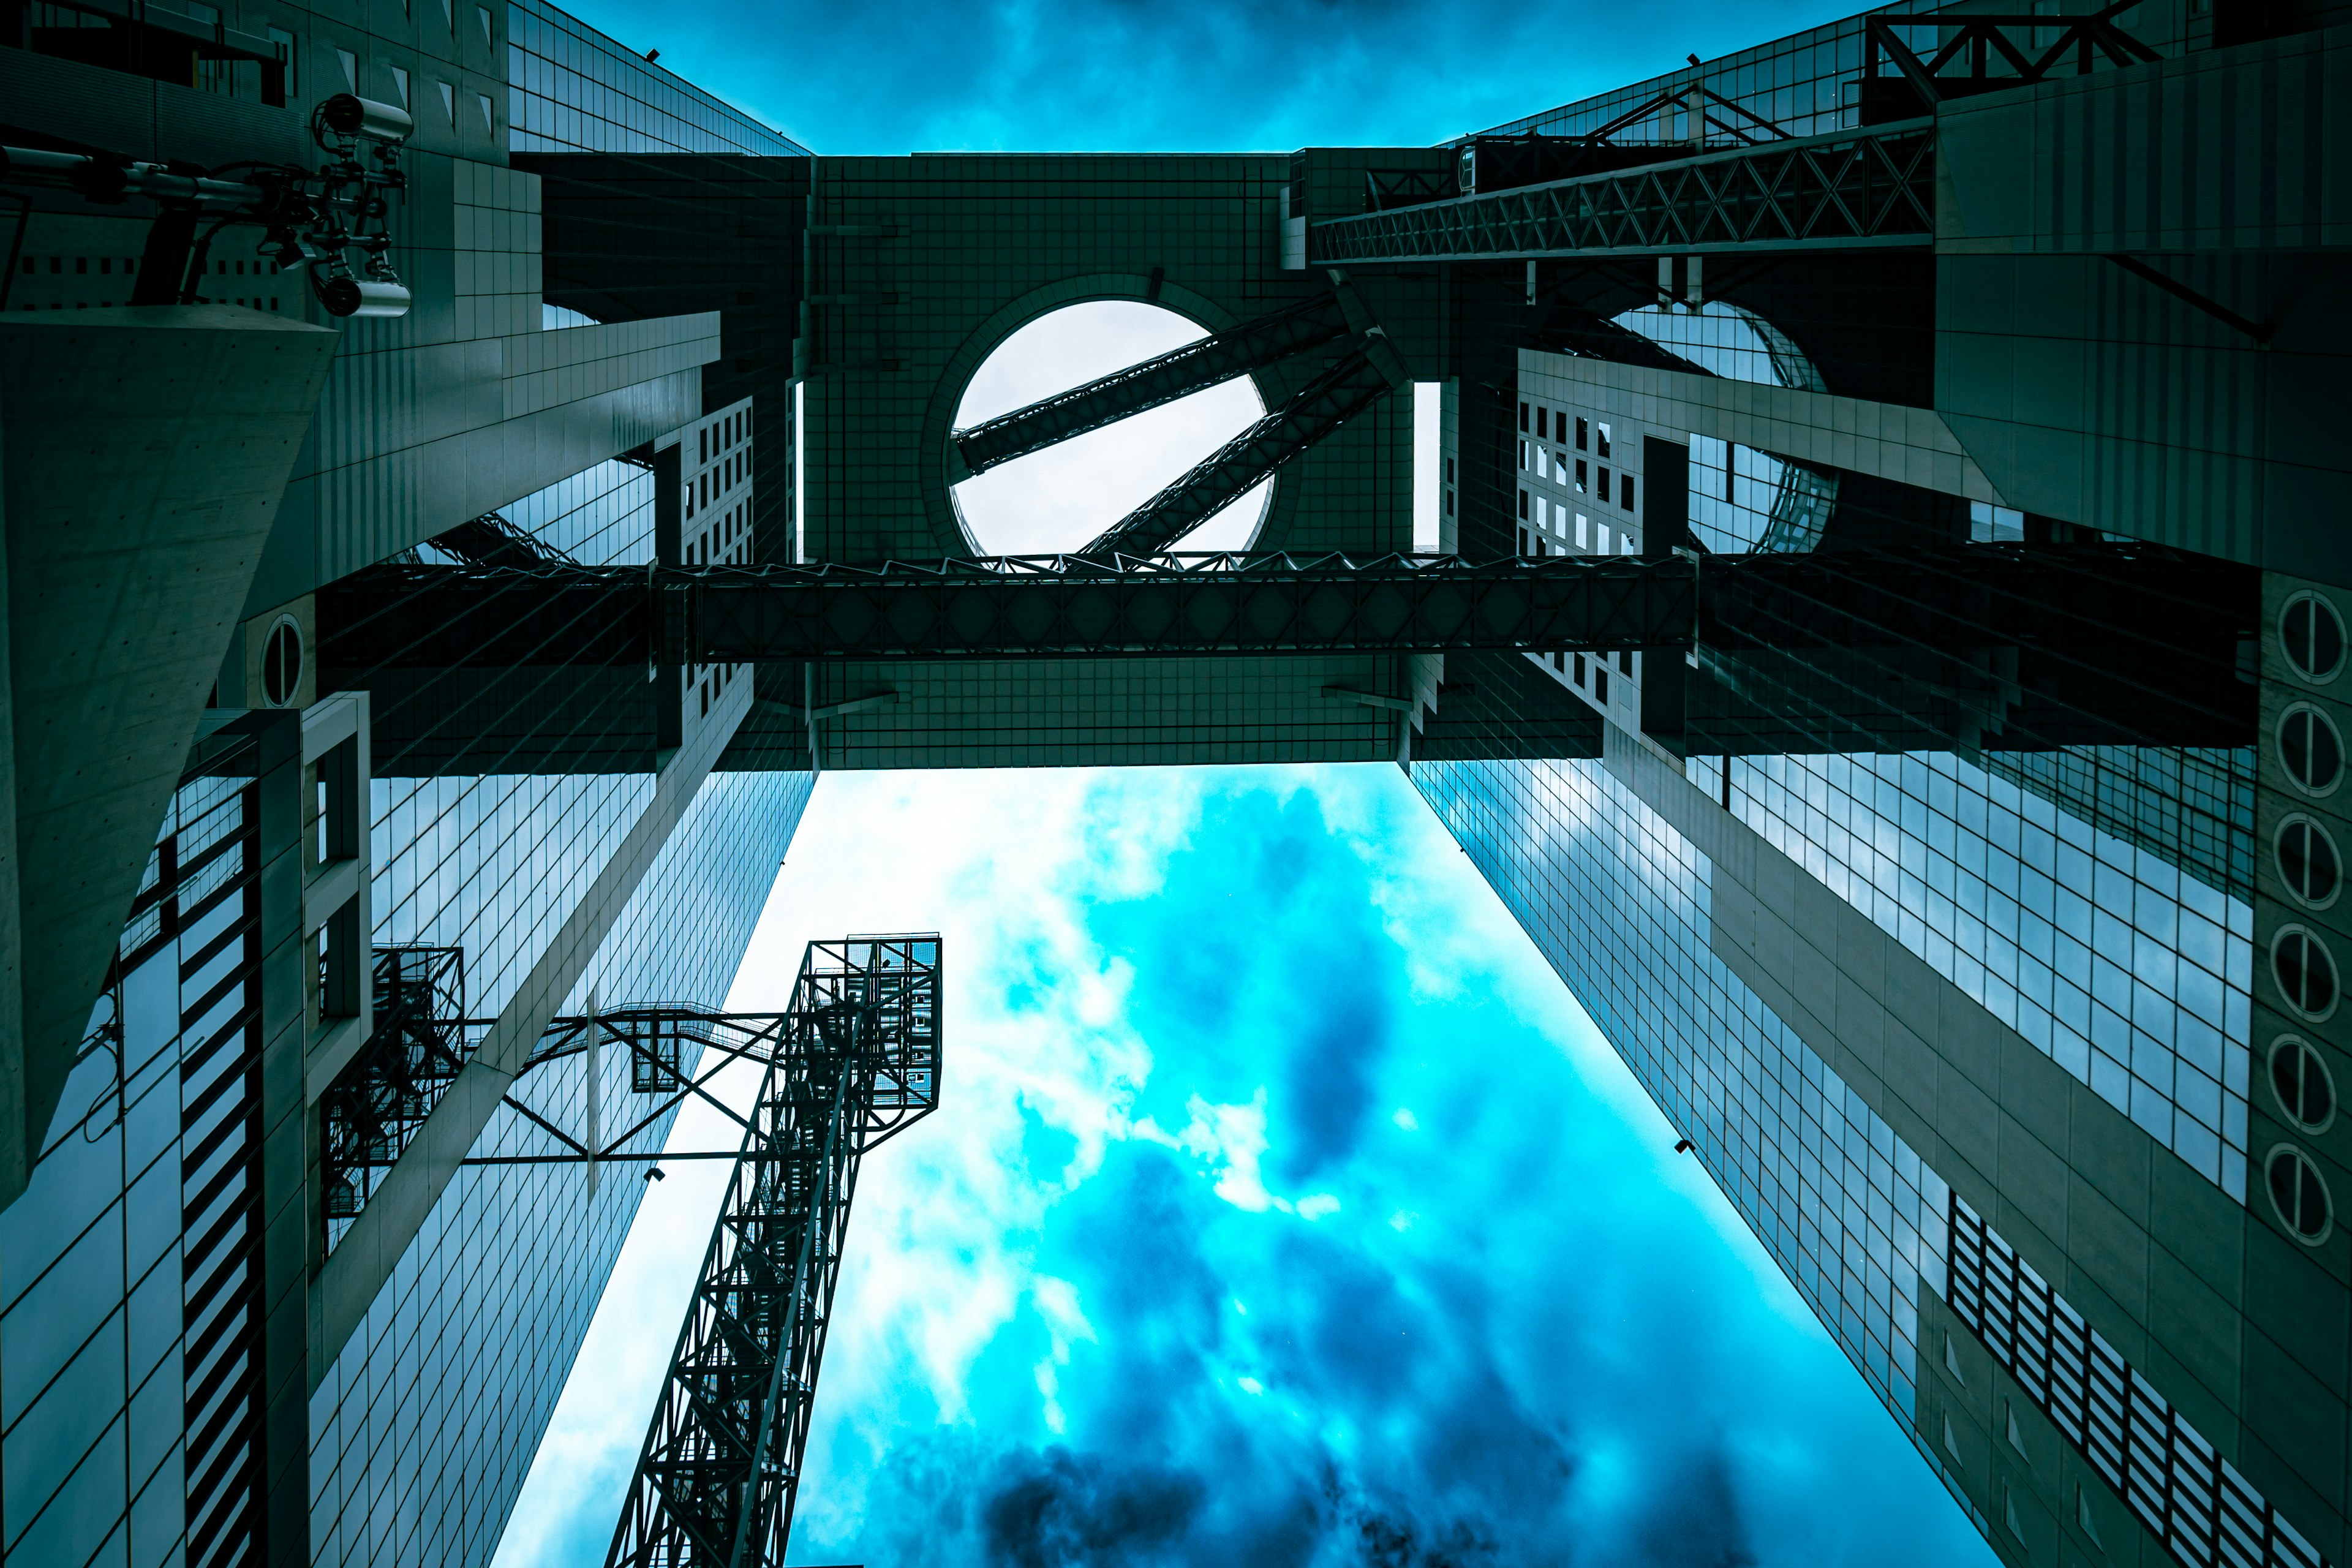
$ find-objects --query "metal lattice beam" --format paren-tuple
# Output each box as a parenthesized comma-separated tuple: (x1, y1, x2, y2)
(1077, 344, 1402, 557)
(608, 936, 941, 1568)
(1308, 121, 1936, 264)
(951, 295, 1349, 475)
(1863, 9, 2160, 109)
(318, 552, 1700, 666)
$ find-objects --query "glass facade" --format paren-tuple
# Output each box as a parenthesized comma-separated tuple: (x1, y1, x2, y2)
(2, 744, 277, 1568)
(507, 0, 808, 156)
(307, 768, 811, 1568)
(1412, 753, 1972, 1517)
(1415, 744, 2318, 1566)
(307, 428, 812, 1566)
(1704, 748, 2256, 1197)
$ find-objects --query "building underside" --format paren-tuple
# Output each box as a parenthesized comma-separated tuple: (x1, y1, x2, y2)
(1, 2, 2349, 1567)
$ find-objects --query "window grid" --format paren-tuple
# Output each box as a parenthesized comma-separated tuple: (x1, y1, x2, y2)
(1411, 755, 1977, 1520)
(1725, 749, 2254, 1197)
(506, 0, 807, 156)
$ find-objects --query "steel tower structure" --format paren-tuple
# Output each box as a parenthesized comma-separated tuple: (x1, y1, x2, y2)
(606, 935, 941, 1568)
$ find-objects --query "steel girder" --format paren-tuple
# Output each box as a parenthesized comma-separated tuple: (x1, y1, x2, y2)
(1308, 121, 1936, 264)
(951, 295, 1349, 476)
(319, 553, 1698, 665)
(1863, 12, 2160, 108)
(608, 936, 940, 1568)
(1077, 344, 1401, 557)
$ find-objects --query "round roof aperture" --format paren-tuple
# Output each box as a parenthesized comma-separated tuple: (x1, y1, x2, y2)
(951, 301, 1273, 558)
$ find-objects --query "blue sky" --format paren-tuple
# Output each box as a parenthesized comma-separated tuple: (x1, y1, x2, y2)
(557, 0, 1860, 154)
(494, 766, 1996, 1568)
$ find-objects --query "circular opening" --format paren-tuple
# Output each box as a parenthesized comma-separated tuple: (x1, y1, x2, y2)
(260, 616, 304, 709)
(1611, 301, 1832, 554)
(2277, 815, 2342, 910)
(2283, 590, 2346, 685)
(951, 301, 1273, 557)
(2266, 1144, 2334, 1245)
(2277, 703, 2344, 797)
(2272, 924, 2339, 1022)
(2269, 1035, 2337, 1134)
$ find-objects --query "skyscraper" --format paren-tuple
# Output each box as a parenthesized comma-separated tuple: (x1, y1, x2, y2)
(1, 9, 807, 1564)
(1, 1, 2345, 1566)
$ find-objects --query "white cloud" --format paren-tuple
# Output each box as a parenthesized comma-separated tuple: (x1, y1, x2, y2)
(1133, 1088, 1337, 1219)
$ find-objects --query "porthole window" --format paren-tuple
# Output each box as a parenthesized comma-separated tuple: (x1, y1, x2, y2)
(260, 616, 304, 709)
(2265, 1144, 2334, 1245)
(2282, 590, 2346, 685)
(2276, 815, 2342, 910)
(2272, 925, 2339, 1022)
(2278, 704, 2344, 796)
(2269, 1036, 2337, 1134)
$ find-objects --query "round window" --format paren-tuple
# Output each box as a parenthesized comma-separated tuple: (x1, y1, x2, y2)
(2278, 704, 2345, 796)
(2276, 815, 2342, 910)
(2283, 590, 2346, 685)
(2266, 1144, 2334, 1245)
(2272, 925, 2339, 1021)
(2270, 1036, 2337, 1134)
(260, 616, 304, 709)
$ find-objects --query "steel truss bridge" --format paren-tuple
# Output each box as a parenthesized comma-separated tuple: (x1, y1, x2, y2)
(1313, 121, 1937, 265)
(317, 543, 2238, 668)
(1306, 6, 2158, 265)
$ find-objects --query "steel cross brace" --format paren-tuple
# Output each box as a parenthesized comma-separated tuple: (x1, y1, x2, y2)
(951, 294, 1351, 477)
(1308, 120, 1936, 264)
(1076, 344, 1403, 557)
(1863, 6, 2160, 107)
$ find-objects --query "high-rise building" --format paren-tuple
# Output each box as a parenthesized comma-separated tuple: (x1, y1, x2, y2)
(0, 7, 807, 1566)
(2, 1, 2346, 1566)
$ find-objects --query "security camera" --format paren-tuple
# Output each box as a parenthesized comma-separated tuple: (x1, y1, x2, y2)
(317, 94, 413, 146)
(316, 276, 412, 318)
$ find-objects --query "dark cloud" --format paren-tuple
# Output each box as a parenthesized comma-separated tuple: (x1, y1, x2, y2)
(1627, 1443, 1758, 1568)
(979, 1448, 1206, 1568)
(1093, 787, 1400, 1178)
(1355, 1508, 1499, 1568)
(568, 0, 1863, 155)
